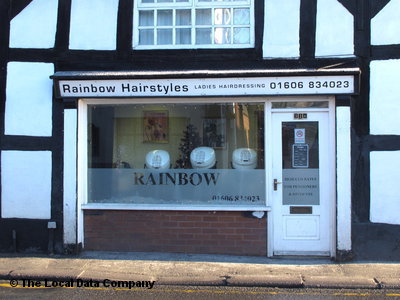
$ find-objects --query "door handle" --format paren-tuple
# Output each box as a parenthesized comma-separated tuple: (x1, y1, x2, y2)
(273, 179, 282, 191)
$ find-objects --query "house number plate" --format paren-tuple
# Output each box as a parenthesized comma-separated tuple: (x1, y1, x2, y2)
(294, 113, 307, 119)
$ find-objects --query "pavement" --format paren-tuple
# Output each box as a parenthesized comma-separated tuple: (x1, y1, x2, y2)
(1, 251, 400, 289)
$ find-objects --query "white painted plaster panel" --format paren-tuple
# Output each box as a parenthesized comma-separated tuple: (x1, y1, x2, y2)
(371, 0, 400, 45)
(263, 0, 300, 58)
(64, 109, 77, 244)
(5, 62, 53, 137)
(9, 0, 58, 49)
(69, 0, 118, 50)
(370, 59, 400, 135)
(336, 107, 351, 251)
(315, 0, 354, 57)
(370, 151, 400, 225)
(1, 151, 52, 219)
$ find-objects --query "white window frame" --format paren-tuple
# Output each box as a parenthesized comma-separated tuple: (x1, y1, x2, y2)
(78, 96, 269, 212)
(77, 96, 333, 212)
(133, 0, 255, 49)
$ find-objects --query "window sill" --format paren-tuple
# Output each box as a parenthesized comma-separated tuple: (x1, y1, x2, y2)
(81, 203, 271, 212)
(132, 44, 254, 50)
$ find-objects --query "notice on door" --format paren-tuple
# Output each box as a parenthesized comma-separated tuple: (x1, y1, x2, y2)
(282, 169, 319, 205)
(292, 144, 309, 168)
(294, 128, 306, 144)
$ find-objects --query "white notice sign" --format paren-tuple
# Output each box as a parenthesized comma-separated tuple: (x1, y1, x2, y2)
(294, 128, 306, 144)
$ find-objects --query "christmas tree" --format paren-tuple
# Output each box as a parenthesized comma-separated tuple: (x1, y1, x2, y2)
(175, 124, 202, 168)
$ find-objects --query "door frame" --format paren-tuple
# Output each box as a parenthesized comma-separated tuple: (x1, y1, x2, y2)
(265, 96, 336, 257)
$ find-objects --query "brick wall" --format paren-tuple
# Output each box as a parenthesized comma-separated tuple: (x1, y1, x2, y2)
(84, 210, 267, 256)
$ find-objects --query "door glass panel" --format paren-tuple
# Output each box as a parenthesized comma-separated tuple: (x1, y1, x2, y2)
(281, 121, 319, 205)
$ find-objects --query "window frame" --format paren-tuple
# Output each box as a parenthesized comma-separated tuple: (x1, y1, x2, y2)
(133, 0, 255, 50)
(77, 96, 333, 213)
(78, 96, 269, 212)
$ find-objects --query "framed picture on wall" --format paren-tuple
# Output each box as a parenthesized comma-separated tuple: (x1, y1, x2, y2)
(143, 110, 169, 143)
(203, 119, 226, 149)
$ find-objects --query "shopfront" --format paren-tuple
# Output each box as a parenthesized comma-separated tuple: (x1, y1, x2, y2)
(52, 69, 358, 257)
(4, 0, 400, 261)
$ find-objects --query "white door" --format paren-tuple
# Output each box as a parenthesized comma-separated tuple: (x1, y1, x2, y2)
(272, 111, 332, 256)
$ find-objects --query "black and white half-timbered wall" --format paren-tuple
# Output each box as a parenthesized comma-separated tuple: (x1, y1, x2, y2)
(0, 0, 399, 260)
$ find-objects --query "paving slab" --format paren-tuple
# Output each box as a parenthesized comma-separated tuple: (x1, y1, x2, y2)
(339, 263, 400, 277)
(303, 276, 378, 289)
(227, 275, 303, 288)
(155, 276, 225, 286)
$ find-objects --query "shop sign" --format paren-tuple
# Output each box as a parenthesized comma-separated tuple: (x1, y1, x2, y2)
(57, 75, 355, 98)
(282, 169, 319, 205)
(88, 168, 266, 206)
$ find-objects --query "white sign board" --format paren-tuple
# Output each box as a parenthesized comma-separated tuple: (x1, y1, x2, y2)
(57, 75, 355, 98)
(294, 128, 306, 144)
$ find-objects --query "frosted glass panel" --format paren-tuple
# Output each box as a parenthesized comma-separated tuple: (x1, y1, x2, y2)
(139, 29, 154, 45)
(157, 10, 173, 26)
(176, 28, 191, 44)
(214, 27, 231, 44)
(233, 27, 249, 44)
(89, 169, 266, 205)
(215, 8, 231, 25)
(157, 29, 172, 44)
(196, 28, 212, 44)
(139, 11, 154, 26)
(176, 9, 191, 25)
(196, 9, 212, 25)
(233, 8, 249, 25)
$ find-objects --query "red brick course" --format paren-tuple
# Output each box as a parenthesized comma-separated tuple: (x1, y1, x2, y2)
(84, 210, 267, 256)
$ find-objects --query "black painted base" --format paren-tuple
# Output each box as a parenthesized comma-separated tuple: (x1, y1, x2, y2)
(352, 222, 400, 261)
(335, 250, 354, 262)
(63, 243, 82, 255)
(0, 219, 62, 254)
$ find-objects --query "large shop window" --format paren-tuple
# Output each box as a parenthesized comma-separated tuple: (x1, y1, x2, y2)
(87, 103, 265, 206)
(133, 0, 254, 49)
